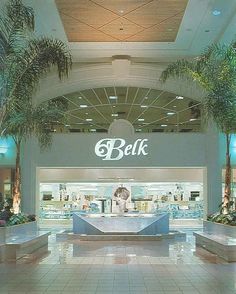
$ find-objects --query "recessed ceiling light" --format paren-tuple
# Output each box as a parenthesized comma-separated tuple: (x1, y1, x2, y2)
(90, 129, 96, 132)
(109, 96, 118, 100)
(80, 105, 87, 108)
(212, 9, 221, 16)
(111, 114, 118, 117)
(65, 124, 71, 127)
(86, 118, 93, 122)
(189, 118, 197, 121)
(78, 96, 82, 99)
(145, 96, 148, 99)
(53, 129, 57, 132)
(141, 105, 148, 108)
(176, 96, 184, 100)
(173, 105, 177, 108)
(138, 118, 145, 121)
(161, 124, 168, 127)
(167, 112, 175, 115)
(119, 9, 124, 13)
(112, 105, 116, 108)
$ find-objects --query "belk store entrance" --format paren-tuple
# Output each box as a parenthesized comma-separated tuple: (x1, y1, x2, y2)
(38, 168, 204, 225)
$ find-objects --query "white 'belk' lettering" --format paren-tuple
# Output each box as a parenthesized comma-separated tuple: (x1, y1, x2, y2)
(95, 138, 149, 160)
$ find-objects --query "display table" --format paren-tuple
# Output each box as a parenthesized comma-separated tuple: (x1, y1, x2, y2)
(73, 213, 169, 235)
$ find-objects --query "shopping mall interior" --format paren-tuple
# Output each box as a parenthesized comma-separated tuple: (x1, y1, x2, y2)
(0, 0, 236, 293)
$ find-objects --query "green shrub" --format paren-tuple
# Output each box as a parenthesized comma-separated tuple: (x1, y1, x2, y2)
(207, 211, 236, 226)
(8, 213, 32, 226)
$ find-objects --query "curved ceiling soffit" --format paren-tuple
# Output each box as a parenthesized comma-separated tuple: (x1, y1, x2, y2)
(35, 63, 205, 103)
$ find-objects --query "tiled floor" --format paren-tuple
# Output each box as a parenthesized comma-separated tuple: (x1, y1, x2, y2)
(0, 230, 236, 294)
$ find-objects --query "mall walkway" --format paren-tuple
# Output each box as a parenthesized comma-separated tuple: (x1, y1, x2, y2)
(0, 231, 235, 294)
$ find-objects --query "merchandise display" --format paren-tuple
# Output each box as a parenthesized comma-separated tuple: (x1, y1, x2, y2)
(39, 182, 204, 220)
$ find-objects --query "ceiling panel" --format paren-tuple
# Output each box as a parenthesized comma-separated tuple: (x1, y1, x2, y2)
(51, 86, 202, 133)
(55, 0, 189, 42)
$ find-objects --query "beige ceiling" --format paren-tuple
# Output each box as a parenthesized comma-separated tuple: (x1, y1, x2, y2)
(52, 86, 202, 133)
(55, 0, 189, 42)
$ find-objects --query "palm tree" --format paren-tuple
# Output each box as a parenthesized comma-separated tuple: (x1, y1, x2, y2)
(1, 97, 68, 213)
(0, 0, 72, 213)
(160, 41, 236, 214)
(0, 0, 71, 124)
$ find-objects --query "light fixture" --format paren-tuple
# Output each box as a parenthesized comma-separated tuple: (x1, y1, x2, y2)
(173, 105, 177, 108)
(145, 96, 148, 99)
(141, 105, 148, 108)
(111, 114, 118, 117)
(78, 96, 82, 99)
(138, 118, 145, 121)
(90, 129, 96, 132)
(112, 105, 116, 108)
(212, 9, 221, 16)
(65, 124, 71, 127)
(189, 118, 197, 121)
(176, 96, 184, 100)
(80, 188, 98, 191)
(161, 124, 168, 127)
(136, 129, 142, 132)
(167, 112, 175, 115)
(109, 96, 118, 100)
(86, 118, 93, 122)
(80, 104, 88, 108)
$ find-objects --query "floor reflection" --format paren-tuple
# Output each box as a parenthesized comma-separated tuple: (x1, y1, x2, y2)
(0, 230, 236, 294)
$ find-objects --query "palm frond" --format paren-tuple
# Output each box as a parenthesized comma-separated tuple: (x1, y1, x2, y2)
(0, 96, 68, 150)
(5, 37, 72, 103)
(6, 0, 34, 31)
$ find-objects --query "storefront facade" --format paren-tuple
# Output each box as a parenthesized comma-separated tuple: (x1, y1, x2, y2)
(18, 122, 222, 221)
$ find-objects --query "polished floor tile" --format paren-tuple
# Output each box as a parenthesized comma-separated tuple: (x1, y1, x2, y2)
(0, 230, 235, 293)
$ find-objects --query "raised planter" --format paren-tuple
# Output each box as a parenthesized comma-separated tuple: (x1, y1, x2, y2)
(203, 220, 236, 237)
(194, 220, 236, 262)
(0, 221, 37, 243)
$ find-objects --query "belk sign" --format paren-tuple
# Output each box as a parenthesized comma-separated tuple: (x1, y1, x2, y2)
(95, 138, 148, 161)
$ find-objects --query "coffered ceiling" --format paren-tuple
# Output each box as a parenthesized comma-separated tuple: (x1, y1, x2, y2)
(34, 0, 236, 62)
(55, 0, 188, 42)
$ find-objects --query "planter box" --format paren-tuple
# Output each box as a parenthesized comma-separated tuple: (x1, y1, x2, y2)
(194, 220, 236, 262)
(203, 220, 236, 238)
(0, 221, 37, 243)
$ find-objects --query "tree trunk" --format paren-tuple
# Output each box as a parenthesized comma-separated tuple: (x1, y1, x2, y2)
(223, 133, 231, 214)
(12, 142, 21, 214)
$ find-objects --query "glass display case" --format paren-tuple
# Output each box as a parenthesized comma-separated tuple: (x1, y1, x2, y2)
(39, 182, 204, 220)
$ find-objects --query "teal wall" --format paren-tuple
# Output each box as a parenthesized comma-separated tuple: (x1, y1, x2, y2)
(220, 134, 236, 167)
(0, 138, 16, 167)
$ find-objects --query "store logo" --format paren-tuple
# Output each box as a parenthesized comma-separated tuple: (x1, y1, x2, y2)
(95, 138, 148, 160)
